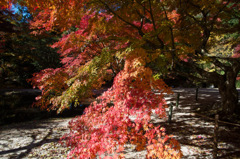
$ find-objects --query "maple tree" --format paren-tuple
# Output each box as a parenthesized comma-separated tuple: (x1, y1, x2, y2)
(173, 0, 240, 115)
(20, 0, 183, 158)
(3, 0, 240, 158)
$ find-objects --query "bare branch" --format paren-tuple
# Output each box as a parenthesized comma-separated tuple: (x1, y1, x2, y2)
(148, 0, 164, 49)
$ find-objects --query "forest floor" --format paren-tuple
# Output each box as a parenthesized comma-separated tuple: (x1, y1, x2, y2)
(0, 88, 240, 159)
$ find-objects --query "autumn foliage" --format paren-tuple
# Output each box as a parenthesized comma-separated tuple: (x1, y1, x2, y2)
(3, 0, 240, 158)
(63, 57, 181, 158)
(24, 1, 183, 157)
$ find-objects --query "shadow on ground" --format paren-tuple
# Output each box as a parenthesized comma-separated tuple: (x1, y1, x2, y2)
(0, 118, 71, 158)
(153, 88, 240, 159)
(1, 88, 240, 158)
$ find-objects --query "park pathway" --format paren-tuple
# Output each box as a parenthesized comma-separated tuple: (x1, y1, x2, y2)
(0, 118, 71, 158)
(161, 88, 240, 158)
(0, 88, 240, 158)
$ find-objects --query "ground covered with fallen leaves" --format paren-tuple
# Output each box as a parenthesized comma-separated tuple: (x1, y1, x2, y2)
(0, 88, 240, 158)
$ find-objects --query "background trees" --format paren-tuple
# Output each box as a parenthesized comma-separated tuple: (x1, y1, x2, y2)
(0, 5, 61, 88)
(174, 0, 240, 115)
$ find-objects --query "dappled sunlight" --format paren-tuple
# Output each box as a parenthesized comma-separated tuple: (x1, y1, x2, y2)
(160, 88, 240, 158)
(0, 88, 240, 158)
(0, 118, 71, 158)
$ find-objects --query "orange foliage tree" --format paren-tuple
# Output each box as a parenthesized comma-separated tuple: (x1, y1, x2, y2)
(24, 0, 182, 158)
(3, 0, 240, 158)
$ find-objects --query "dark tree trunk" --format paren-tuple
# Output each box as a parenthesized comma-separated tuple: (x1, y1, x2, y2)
(177, 59, 240, 116)
(218, 70, 239, 115)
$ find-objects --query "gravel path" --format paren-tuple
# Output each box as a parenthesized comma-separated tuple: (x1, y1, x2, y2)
(163, 88, 240, 159)
(0, 118, 71, 159)
(0, 88, 240, 158)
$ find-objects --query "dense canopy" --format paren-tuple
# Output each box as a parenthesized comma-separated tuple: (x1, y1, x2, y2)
(1, 0, 240, 158)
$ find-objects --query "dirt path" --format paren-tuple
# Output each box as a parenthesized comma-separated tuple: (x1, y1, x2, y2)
(162, 88, 240, 159)
(0, 88, 240, 158)
(0, 118, 71, 159)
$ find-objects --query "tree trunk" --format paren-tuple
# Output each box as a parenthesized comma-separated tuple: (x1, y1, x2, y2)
(218, 71, 239, 115)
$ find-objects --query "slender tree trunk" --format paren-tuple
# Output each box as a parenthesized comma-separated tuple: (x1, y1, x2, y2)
(218, 70, 239, 115)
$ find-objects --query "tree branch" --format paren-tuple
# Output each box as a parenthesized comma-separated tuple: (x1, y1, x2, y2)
(97, 0, 144, 35)
(162, 5, 175, 68)
(148, 0, 164, 49)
